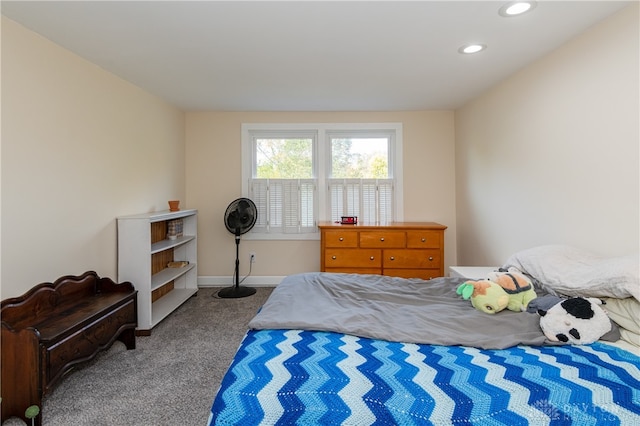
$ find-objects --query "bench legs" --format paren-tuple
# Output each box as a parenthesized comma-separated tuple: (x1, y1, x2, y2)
(118, 327, 136, 350)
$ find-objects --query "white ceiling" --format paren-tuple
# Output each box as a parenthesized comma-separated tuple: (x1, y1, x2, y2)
(1, 1, 631, 111)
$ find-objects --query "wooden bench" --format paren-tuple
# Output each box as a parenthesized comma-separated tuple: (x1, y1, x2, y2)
(1, 271, 137, 425)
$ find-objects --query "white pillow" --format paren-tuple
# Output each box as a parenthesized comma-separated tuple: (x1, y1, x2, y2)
(504, 245, 639, 301)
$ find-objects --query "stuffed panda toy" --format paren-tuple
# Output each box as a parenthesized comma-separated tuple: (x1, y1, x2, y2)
(538, 297, 612, 345)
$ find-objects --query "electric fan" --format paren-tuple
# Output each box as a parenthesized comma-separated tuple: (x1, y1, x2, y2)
(218, 198, 258, 298)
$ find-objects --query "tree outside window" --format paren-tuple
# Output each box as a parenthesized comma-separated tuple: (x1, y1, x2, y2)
(331, 138, 388, 179)
(255, 138, 313, 178)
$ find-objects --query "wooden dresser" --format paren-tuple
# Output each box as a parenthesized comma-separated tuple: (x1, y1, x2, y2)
(319, 222, 447, 279)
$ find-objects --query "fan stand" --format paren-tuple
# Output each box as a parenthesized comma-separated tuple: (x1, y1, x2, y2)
(217, 231, 256, 298)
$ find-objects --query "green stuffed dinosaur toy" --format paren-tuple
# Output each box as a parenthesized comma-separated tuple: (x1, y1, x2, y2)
(456, 269, 537, 314)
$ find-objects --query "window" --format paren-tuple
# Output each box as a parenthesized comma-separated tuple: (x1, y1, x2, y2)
(327, 133, 395, 224)
(242, 123, 403, 239)
(249, 133, 318, 234)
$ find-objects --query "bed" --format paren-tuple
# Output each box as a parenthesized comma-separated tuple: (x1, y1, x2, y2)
(208, 246, 640, 425)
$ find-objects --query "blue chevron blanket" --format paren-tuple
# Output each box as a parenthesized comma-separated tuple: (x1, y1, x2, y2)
(209, 329, 640, 425)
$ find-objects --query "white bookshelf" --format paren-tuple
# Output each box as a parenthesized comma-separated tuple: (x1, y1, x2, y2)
(117, 209, 198, 334)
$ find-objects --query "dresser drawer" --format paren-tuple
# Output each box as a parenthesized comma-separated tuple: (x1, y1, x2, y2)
(383, 249, 441, 269)
(323, 230, 358, 247)
(360, 231, 406, 248)
(406, 231, 442, 249)
(325, 248, 381, 268)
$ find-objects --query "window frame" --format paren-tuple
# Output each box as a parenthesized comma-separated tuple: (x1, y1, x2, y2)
(241, 122, 403, 240)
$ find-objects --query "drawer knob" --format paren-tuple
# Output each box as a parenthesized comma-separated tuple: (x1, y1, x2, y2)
(421, 238, 426, 242)
(370, 256, 375, 260)
(339, 237, 344, 241)
(429, 256, 434, 261)
(332, 255, 337, 260)
(380, 237, 385, 242)
(390, 256, 395, 261)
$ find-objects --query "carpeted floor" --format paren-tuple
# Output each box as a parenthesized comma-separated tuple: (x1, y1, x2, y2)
(4, 287, 273, 426)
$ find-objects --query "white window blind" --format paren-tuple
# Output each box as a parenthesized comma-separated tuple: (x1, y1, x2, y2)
(328, 178, 394, 224)
(250, 178, 317, 233)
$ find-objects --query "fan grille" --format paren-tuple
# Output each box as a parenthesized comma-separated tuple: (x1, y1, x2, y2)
(224, 198, 257, 235)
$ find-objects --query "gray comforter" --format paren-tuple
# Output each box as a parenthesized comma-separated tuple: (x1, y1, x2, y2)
(248, 272, 548, 349)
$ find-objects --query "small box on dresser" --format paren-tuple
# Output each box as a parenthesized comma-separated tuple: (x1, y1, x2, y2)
(319, 221, 447, 280)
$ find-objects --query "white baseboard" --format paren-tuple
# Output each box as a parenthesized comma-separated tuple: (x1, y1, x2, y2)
(198, 275, 285, 288)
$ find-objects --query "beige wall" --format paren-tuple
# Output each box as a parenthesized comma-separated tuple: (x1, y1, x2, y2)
(455, 4, 639, 266)
(1, 17, 186, 298)
(185, 111, 456, 283)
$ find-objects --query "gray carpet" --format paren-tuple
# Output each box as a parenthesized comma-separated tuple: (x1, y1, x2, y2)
(5, 287, 273, 426)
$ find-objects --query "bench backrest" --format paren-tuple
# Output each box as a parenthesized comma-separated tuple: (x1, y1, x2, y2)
(1, 271, 99, 331)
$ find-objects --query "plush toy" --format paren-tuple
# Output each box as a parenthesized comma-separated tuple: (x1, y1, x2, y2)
(457, 280, 511, 314)
(486, 268, 537, 312)
(456, 268, 538, 314)
(538, 297, 612, 344)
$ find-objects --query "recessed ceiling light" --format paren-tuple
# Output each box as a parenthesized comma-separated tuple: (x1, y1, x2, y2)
(458, 44, 487, 54)
(499, 1, 537, 17)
